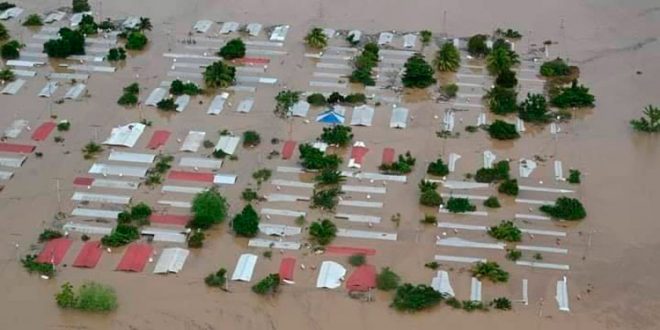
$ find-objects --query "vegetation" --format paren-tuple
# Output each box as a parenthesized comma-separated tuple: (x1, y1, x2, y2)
(498, 179, 519, 196)
(205, 268, 227, 288)
(379, 151, 416, 174)
(519, 93, 551, 123)
(376, 267, 401, 291)
(440, 83, 458, 98)
(486, 86, 518, 115)
(56, 282, 118, 312)
(232, 204, 260, 237)
(391, 284, 444, 312)
(424, 261, 439, 270)
(298, 144, 341, 171)
(475, 160, 510, 183)
(156, 98, 176, 111)
(344, 93, 367, 105)
(0, 22, 7, 41)
(540, 58, 570, 77)
(445, 297, 462, 309)
(461, 300, 488, 312)
(320, 125, 353, 146)
(348, 254, 366, 266)
(55, 282, 75, 308)
(106, 47, 126, 61)
(117, 82, 139, 106)
(128, 202, 152, 224)
(187, 231, 205, 248)
(350, 42, 379, 86)
(252, 168, 272, 185)
(242, 130, 261, 147)
(533, 253, 543, 261)
(631, 105, 660, 133)
(467, 34, 489, 57)
(488, 220, 522, 242)
(125, 31, 148, 50)
(488, 120, 519, 140)
(101, 224, 139, 247)
(486, 46, 518, 75)
(491, 297, 512, 310)
(72, 0, 91, 13)
(310, 187, 342, 211)
(420, 214, 437, 225)
(427, 157, 449, 177)
(401, 54, 436, 88)
(314, 168, 345, 186)
(568, 169, 581, 184)
(506, 249, 522, 261)
(420, 30, 432, 46)
(77, 14, 98, 35)
(433, 42, 460, 72)
(0, 2, 15, 12)
(495, 69, 517, 88)
(44, 28, 85, 58)
(495, 28, 522, 40)
(169, 79, 201, 95)
(203, 61, 236, 89)
(252, 274, 280, 295)
(274, 90, 300, 117)
(1, 40, 21, 59)
(21, 254, 55, 276)
(471, 261, 509, 283)
(305, 27, 328, 49)
(189, 188, 228, 229)
(56, 121, 71, 131)
(137, 17, 152, 31)
(550, 80, 595, 108)
(218, 38, 246, 59)
(327, 91, 345, 104)
(82, 141, 103, 159)
(540, 197, 587, 220)
(0, 68, 15, 81)
(419, 180, 442, 207)
(307, 93, 326, 106)
(241, 188, 259, 202)
(446, 197, 476, 213)
(309, 219, 337, 246)
(484, 196, 501, 208)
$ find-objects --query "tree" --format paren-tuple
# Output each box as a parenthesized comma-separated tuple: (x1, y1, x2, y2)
(117, 82, 139, 106)
(187, 231, 205, 248)
(0, 2, 15, 12)
(487, 86, 518, 115)
(101, 224, 139, 247)
(427, 157, 449, 176)
(401, 54, 436, 88)
(189, 188, 228, 229)
(72, 0, 91, 13)
(420, 30, 432, 45)
(344, 93, 367, 105)
(1, 40, 21, 60)
(130, 202, 152, 222)
(307, 93, 326, 106)
(391, 284, 444, 312)
(376, 267, 401, 291)
(519, 93, 550, 123)
(631, 105, 660, 133)
(203, 61, 236, 88)
(419, 180, 442, 207)
(125, 31, 148, 50)
(475, 160, 510, 183)
(433, 43, 460, 72)
(314, 168, 345, 186)
(77, 14, 98, 35)
(471, 261, 509, 283)
(550, 80, 595, 108)
(379, 152, 416, 174)
(23, 14, 43, 26)
(348, 254, 366, 266)
(467, 34, 489, 57)
(205, 268, 227, 287)
(298, 144, 341, 170)
(274, 90, 300, 117)
(568, 169, 581, 184)
(486, 46, 517, 75)
(310, 187, 342, 210)
(309, 219, 337, 246)
(219, 38, 246, 60)
(43, 28, 85, 58)
(327, 92, 345, 104)
(446, 197, 476, 213)
(488, 120, 519, 140)
(495, 28, 522, 40)
(498, 179, 519, 196)
(350, 43, 379, 86)
(75, 282, 118, 312)
(440, 83, 458, 98)
(252, 274, 280, 295)
(540, 58, 570, 77)
(0, 68, 15, 82)
(305, 27, 327, 49)
(488, 220, 522, 242)
(539, 197, 587, 220)
(156, 98, 176, 111)
(320, 125, 353, 146)
(138, 17, 152, 31)
(495, 70, 517, 88)
(232, 204, 260, 237)
(106, 47, 126, 61)
(0, 22, 7, 41)
(21, 254, 55, 276)
(491, 297, 512, 310)
(169, 79, 201, 95)
(243, 130, 260, 147)
(484, 196, 501, 208)
(39, 229, 63, 242)
(56, 282, 76, 308)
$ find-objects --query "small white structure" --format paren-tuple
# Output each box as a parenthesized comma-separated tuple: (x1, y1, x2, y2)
(213, 174, 237, 185)
(519, 158, 537, 178)
(350, 105, 375, 126)
(179, 157, 222, 169)
(231, 254, 258, 282)
(103, 123, 146, 148)
(554, 160, 564, 181)
(556, 276, 570, 312)
(259, 223, 302, 236)
(291, 101, 310, 117)
(141, 227, 187, 243)
(550, 122, 560, 135)
(71, 208, 121, 219)
(3, 119, 28, 139)
(44, 11, 66, 24)
(62, 222, 113, 235)
(431, 271, 455, 297)
(89, 163, 150, 177)
(153, 248, 189, 274)
(70, 12, 91, 27)
(180, 131, 206, 152)
(246, 23, 262, 36)
(347, 30, 362, 43)
(174, 95, 190, 112)
(443, 111, 455, 132)
(316, 261, 346, 289)
(193, 20, 213, 33)
(378, 32, 394, 45)
(145, 88, 167, 106)
(260, 208, 306, 218)
(470, 277, 482, 302)
(72, 192, 131, 204)
(476, 113, 487, 126)
(236, 98, 254, 113)
(436, 237, 505, 250)
(38, 81, 59, 98)
(248, 239, 300, 250)
(448, 152, 461, 172)
(215, 136, 240, 155)
(122, 17, 141, 29)
(389, 106, 408, 128)
(7, 60, 45, 68)
(108, 150, 156, 164)
(0, 7, 23, 20)
(483, 150, 496, 169)
(64, 83, 86, 100)
(0, 156, 26, 168)
(516, 117, 526, 133)
(312, 141, 328, 152)
(336, 228, 397, 241)
(270, 25, 290, 41)
(1, 79, 26, 95)
(207, 93, 229, 115)
(403, 33, 417, 48)
(219, 21, 239, 34)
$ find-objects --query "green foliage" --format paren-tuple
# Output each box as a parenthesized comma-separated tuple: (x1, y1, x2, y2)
(274, 90, 300, 117)
(219, 38, 246, 59)
(156, 98, 176, 111)
(540, 58, 570, 77)
(169, 79, 201, 95)
(39, 229, 63, 242)
(153, 154, 173, 174)
(77, 14, 98, 35)
(187, 231, 205, 248)
(491, 297, 512, 310)
(427, 157, 449, 176)
(380, 151, 416, 174)
(506, 249, 522, 261)
(130, 202, 152, 222)
(44, 28, 85, 58)
(311, 187, 342, 211)
(117, 211, 131, 224)
(475, 160, 510, 183)
(72, 0, 91, 13)
(445, 297, 462, 309)
(550, 80, 595, 108)
(117, 83, 139, 106)
(434, 42, 460, 72)
(631, 105, 660, 133)
(125, 31, 148, 50)
(0, 22, 7, 41)
(298, 144, 341, 171)
(391, 284, 444, 312)
(309, 219, 337, 246)
(440, 83, 458, 98)
(252, 274, 280, 295)
(82, 141, 103, 159)
(348, 254, 366, 266)
(305, 27, 327, 49)
(232, 204, 260, 237)
(471, 261, 509, 283)
(0, 68, 15, 81)
(488, 220, 522, 242)
(205, 268, 227, 287)
(75, 282, 118, 312)
(540, 197, 587, 220)
(314, 168, 345, 186)
(21, 254, 55, 276)
(568, 169, 581, 184)
(56, 283, 76, 308)
(420, 214, 437, 224)
(243, 130, 261, 147)
(533, 252, 543, 260)
(498, 179, 519, 196)
(106, 47, 126, 61)
(327, 91, 345, 104)
(189, 188, 228, 229)
(1, 40, 21, 59)
(376, 267, 401, 291)
(307, 93, 326, 106)
(462, 300, 487, 312)
(495, 28, 522, 40)
(0, 2, 15, 11)
(320, 125, 353, 146)
(467, 34, 489, 57)
(252, 168, 272, 184)
(350, 43, 379, 86)
(419, 180, 442, 207)
(495, 69, 517, 88)
(483, 196, 501, 208)
(424, 261, 439, 270)
(263, 251, 272, 259)
(56, 121, 71, 131)
(98, 19, 115, 31)
(101, 224, 139, 247)
(241, 188, 259, 202)
(401, 54, 436, 88)
(344, 93, 367, 105)
(138, 17, 152, 31)
(519, 93, 550, 123)
(446, 197, 476, 213)
(488, 120, 519, 140)
(203, 61, 236, 89)
(212, 149, 228, 159)
(420, 30, 432, 45)
(487, 86, 518, 115)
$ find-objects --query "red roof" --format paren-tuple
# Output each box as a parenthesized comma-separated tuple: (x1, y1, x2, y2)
(116, 243, 153, 272)
(350, 146, 369, 164)
(36, 238, 73, 265)
(146, 130, 170, 149)
(346, 264, 376, 292)
(381, 148, 395, 165)
(72, 241, 103, 268)
(73, 177, 94, 186)
(168, 170, 214, 183)
(325, 245, 376, 256)
(279, 257, 296, 282)
(0, 142, 35, 153)
(232, 57, 270, 66)
(31, 122, 56, 141)
(149, 214, 190, 226)
(281, 140, 296, 160)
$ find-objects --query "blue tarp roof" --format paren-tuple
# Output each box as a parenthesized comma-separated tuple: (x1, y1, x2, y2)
(316, 110, 345, 124)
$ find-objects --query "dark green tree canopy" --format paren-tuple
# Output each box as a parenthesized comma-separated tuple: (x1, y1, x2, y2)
(232, 204, 260, 237)
(401, 54, 436, 88)
(219, 38, 246, 60)
(203, 61, 236, 89)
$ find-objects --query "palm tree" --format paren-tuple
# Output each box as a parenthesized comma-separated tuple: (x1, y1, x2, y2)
(314, 169, 345, 186)
(305, 27, 327, 49)
(139, 17, 152, 31)
(203, 61, 236, 88)
(486, 47, 516, 75)
(309, 219, 337, 246)
(631, 105, 660, 133)
(433, 43, 460, 72)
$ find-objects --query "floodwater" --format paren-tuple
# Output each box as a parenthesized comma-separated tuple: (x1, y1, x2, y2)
(0, 0, 659, 329)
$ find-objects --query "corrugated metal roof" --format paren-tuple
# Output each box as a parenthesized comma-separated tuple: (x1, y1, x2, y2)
(213, 174, 237, 185)
(1, 79, 26, 95)
(72, 241, 103, 268)
(431, 270, 455, 296)
(145, 88, 167, 106)
(219, 21, 239, 34)
(236, 98, 254, 113)
(64, 83, 86, 100)
(36, 238, 72, 265)
(103, 123, 146, 148)
(179, 157, 222, 169)
(258, 223, 302, 236)
(207, 93, 229, 114)
(270, 25, 290, 41)
(108, 150, 156, 164)
(141, 227, 187, 243)
(7, 59, 45, 67)
(0, 156, 26, 168)
(246, 23, 262, 36)
(389, 107, 408, 128)
(291, 101, 310, 117)
(231, 253, 258, 282)
(174, 95, 190, 112)
(316, 261, 346, 289)
(116, 243, 153, 272)
(350, 105, 375, 126)
(193, 20, 213, 33)
(180, 131, 206, 152)
(215, 136, 240, 155)
(0, 7, 23, 20)
(44, 11, 65, 23)
(336, 228, 398, 241)
(247, 238, 300, 250)
(62, 222, 114, 235)
(153, 248, 189, 274)
(89, 163, 150, 177)
(0, 170, 13, 180)
(377, 32, 394, 45)
(403, 34, 417, 48)
(38, 81, 58, 97)
(147, 130, 170, 149)
(71, 208, 120, 219)
(3, 119, 28, 139)
(71, 192, 131, 204)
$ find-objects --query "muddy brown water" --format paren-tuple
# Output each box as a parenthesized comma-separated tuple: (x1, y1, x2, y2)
(0, 0, 659, 329)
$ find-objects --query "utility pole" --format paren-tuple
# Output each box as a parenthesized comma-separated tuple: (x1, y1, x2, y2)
(442, 11, 447, 36)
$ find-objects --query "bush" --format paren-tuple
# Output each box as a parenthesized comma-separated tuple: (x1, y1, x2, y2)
(440, 83, 458, 98)
(550, 80, 595, 108)
(350, 43, 379, 86)
(169, 79, 201, 95)
(44, 28, 85, 58)
(219, 38, 245, 60)
(98, 19, 114, 31)
(55, 283, 76, 308)
(82, 141, 103, 159)
(379, 151, 416, 174)
(101, 224, 139, 247)
(77, 14, 98, 35)
(117, 83, 139, 106)
(189, 188, 228, 229)
(346, 254, 367, 267)
(419, 180, 442, 207)
(420, 30, 432, 45)
(232, 204, 260, 237)
(204, 61, 236, 89)
(241, 188, 258, 202)
(320, 125, 353, 146)
(376, 267, 400, 291)
(305, 27, 327, 49)
(484, 196, 501, 208)
(306, 93, 326, 106)
(274, 90, 300, 117)
(427, 157, 449, 177)
(491, 297, 512, 310)
(156, 98, 176, 111)
(488, 220, 522, 242)
(327, 91, 345, 104)
(299, 144, 341, 171)
(0, 21, 7, 41)
(314, 168, 345, 186)
(311, 187, 342, 211)
(242, 130, 261, 147)
(424, 261, 439, 270)
(0, 68, 15, 81)
(117, 211, 131, 224)
(391, 284, 444, 312)
(252, 168, 272, 184)
(344, 93, 367, 105)
(488, 120, 519, 140)
(205, 268, 227, 287)
(462, 300, 487, 312)
(467, 34, 489, 57)
(496, 28, 522, 40)
(309, 219, 337, 246)
(434, 42, 460, 72)
(72, 0, 90, 13)
(187, 231, 205, 248)
(475, 160, 510, 183)
(471, 261, 509, 283)
(39, 229, 63, 242)
(568, 169, 581, 184)
(420, 214, 437, 224)
(350, 67, 375, 86)
(0, 2, 15, 11)
(125, 31, 148, 50)
(495, 70, 517, 88)
(21, 254, 55, 276)
(486, 45, 518, 75)
(1, 40, 21, 59)
(401, 54, 436, 88)
(506, 249, 522, 261)
(519, 93, 550, 123)
(540, 58, 570, 77)
(54, 121, 70, 132)
(75, 282, 118, 312)
(540, 197, 586, 220)
(487, 86, 518, 115)
(252, 274, 280, 295)
(630, 105, 660, 133)
(498, 179, 519, 196)
(446, 197, 476, 213)
(130, 202, 152, 222)
(446, 297, 462, 309)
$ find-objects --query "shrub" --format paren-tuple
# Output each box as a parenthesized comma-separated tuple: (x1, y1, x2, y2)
(486, 44, 518, 75)
(39, 229, 63, 242)
(314, 168, 345, 186)
(205, 268, 227, 287)
(462, 300, 487, 312)
(568, 169, 581, 184)
(309, 219, 337, 246)
(156, 98, 176, 111)
(424, 261, 439, 270)
(533, 253, 543, 260)
(117, 211, 131, 224)
(434, 42, 460, 72)
(440, 83, 458, 98)
(0, 68, 15, 81)
(550, 80, 595, 108)
(252, 274, 280, 295)
(0, 21, 7, 41)
(488, 120, 519, 140)
(75, 282, 118, 312)
(348, 254, 366, 266)
(376, 267, 401, 291)
(274, 90, 300, 117)
(467, 34, 489, 57)
(327, 91, 345, 104)
(487, 86, 518, 115)
(72, 0, 91, 13)
(101, 224, 139, 247)
(56, 121, 71, 131)
(419, 180, 442, 207)
(305, 27, 327, 49)
(506, 249, 522, 261)
(320, 125, 353, 146)
(204, 61, 236, 89)
(484, 196, 501, 208)
(380, 151, 416, 174)
(630, 105, 660, 133)
(187, 231, 205, 248)
(252, 168, 272, 184)
(306, 93, 326, 106)
(446, 297, 462, 309)
(22, 254, 55, 276)
(0, 2, 15, 11)
(243, 130, 261, 147)
(212, 149, 228, 159)
(539, 197, 586, 220)
(77, 14, 98, 35)
(241, 188, 258, 202)
(218, 38, 245, 60)
(427, 157, 449, 176)
(125, 31, 148, 50)
(43, 28, 85, 58)
(420, 214, 437, 224)
(495, 70, 517, 88)
(55, 283, 76, 308)
(82, 141, 103, 159)
(495, 28, 522, 40)
(130, 202, 152, 222)
(519, 93, 550, 123)
(498, 179, 519, 196)
(344, 93, 367, 105)
(488, 220, 522, 242)
(420, 30, 432, 45)
(446, 197, 476, 213)
(540, 58, 570, 77)
(98, 19, 114, 31)
(117, 83, 139, 106)
(471, 261, 509, 283)
(401, 54, 436, 88)
(299, 144, 341, 171)
(391, 284, 444, 312)
(311, 187, 342, 211)
(1, 40, 21, 59)
(189, 188, 228, 229)
(350, 43, 379, 86)
(232, 204, 260, 237)
(475, 160, 510, 183)
(169, 79, 201, 95)
(491, 297, 512, 310)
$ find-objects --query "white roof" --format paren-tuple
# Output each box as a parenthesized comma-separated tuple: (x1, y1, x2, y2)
(291, 101, 310, 117)
(10, 69, 36, 77)
(193, 20, 213, 33)
(174, 95, 190, 112)
(265, 193, 310, 202)
(89, 163, 150, 178)
(62, 222, 113, 235)
(154, 248, 190, 274)
(0, 156, 26, 168)
(141, 227, 187, 243)
(389, 106, 408, 128)
(158, 200, 192, 208)
(48, 73, 89, 81)
(108, 150, 156, 164)
(44, 11, 66, 23)
(219, 21, 239, 34)
(3, 119, 28, 139)
(213, 174, 237, 185)
(215, 136, 240, 155)
(88, 178, 139, 190)
(248, 238, 301, 250)
(443, 111, 455, 132)
(335, 212, 381, 223)
(246, 23, 262, 36)
(71, 208, 120, 219)
(270, 25, 290, 41)
(207, 93, 229, 115)
(103, 123, 146, 148)
(431, 271, 455, 297)
(316, 261, 346, 289)
(519, 158, 537, 178)
(64, 83, 86, 100)
(258, 223, 302, 236)
(1, 79, 26, 95)
(348, 30, 362, 42)
(0, 7, 23, 20)
(403, 34, 417, 48)
(436, 237, 505, 250)
(554, 160, 563, 180)
(336, 228, 398, 241)
(145, 88, 168, 106)
(556, 277, 570, 311)
(162, 185, 206, 194)
(180, 131, 206, 152)
(68, 65, 116, 73)
(71, 192, 131, 204)
(231, 253, 258, 282)
(38, 81, 59, 98)
(179, 157, 222, 169)
(236, 98, 254, 113)
(378, 32, 394, 45)
(341, 185, 386, 194)
(343, 171, 407, 183)
(260, 208, 306, 218)
(69, 12, 91, 27)
(350, 105, 375, 126)
(6, 60, 45, 67)
(312, 141, 328, 152)
(0, 170, 13, 180)
(448, 152, 461, 172)
(322, 28, 336, 39)
(122, 16, 141, 29)
(516, 117, 526, 132)
(470, 277, 482, 301)
(483, 150, 496, 169)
